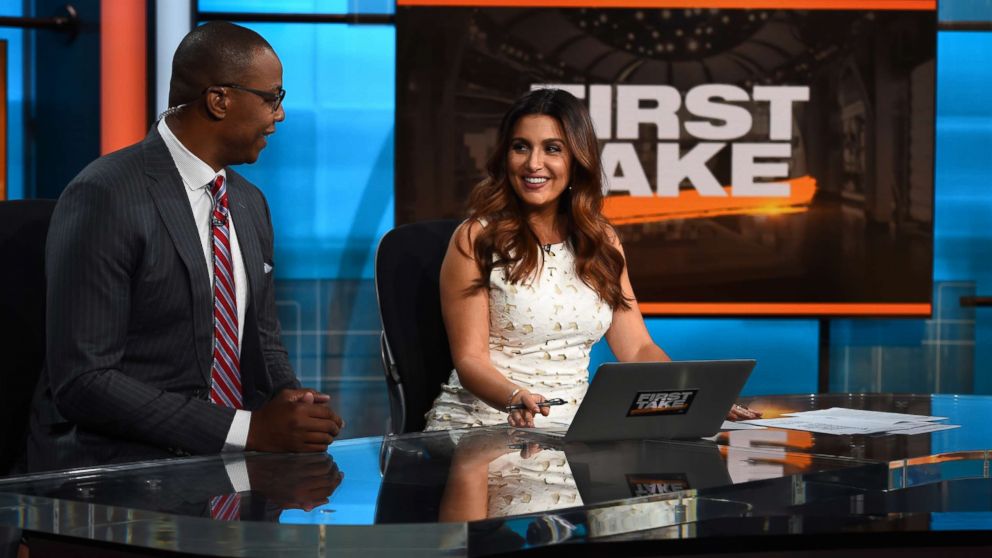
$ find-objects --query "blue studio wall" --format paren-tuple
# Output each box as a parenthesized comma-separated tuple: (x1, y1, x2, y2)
(196, 0, 397, 280)
(197, 0, 992, 396)
(229, 20, 395, 281)
(933, 28, 992, 394)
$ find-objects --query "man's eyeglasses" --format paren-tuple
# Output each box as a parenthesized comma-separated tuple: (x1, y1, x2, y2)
(215, 83, 286, 112)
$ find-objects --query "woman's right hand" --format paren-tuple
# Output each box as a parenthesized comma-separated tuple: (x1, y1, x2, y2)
(507, 390, 550, 428)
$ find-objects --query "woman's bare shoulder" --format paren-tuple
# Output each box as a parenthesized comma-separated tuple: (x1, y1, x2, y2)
(449, 218, 488, 260)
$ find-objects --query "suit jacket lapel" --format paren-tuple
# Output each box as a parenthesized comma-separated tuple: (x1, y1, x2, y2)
(226, 178, 263, 314)
(141, 128, 213, 383)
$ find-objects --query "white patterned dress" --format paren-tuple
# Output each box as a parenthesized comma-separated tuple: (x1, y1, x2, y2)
(426, 238, 613, 518)
(424, 239, 613, 431)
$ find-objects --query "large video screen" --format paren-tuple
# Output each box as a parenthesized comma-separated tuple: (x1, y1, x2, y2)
(396, 0, 936, 316)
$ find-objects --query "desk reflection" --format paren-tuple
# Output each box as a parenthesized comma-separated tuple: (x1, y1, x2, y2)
(439, 430, 579, 522)
(376, 424, 885, 527)
(437, 429, 761, 542)
(436, 429, 752, 524)
(10, 452, 343, 521)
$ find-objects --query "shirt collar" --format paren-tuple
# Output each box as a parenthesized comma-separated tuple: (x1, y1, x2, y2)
(157, 118, 227, 192)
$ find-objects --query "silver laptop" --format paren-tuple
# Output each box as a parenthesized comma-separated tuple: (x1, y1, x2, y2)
(540, 360, 756, 443)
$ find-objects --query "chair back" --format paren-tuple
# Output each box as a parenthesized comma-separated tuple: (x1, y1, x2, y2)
(0, 199, 56, 475)
(375, 219, 460, 434)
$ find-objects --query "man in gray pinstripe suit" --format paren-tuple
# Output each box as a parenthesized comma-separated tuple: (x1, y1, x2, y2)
(27, 22, 343, 472)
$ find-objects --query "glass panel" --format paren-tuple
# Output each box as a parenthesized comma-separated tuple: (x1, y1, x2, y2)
(829, 282, 976, 394)
(940, 0, 992, 22)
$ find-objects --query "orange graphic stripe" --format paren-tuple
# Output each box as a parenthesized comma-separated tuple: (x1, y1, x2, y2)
(638, 302, 931, 316)
(397, 0, 934, 10)
(101, 0, 147, 155)
(603, 175, 816, 224)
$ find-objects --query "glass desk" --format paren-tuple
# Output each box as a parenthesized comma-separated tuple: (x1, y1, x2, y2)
(1, 394, 991, 557)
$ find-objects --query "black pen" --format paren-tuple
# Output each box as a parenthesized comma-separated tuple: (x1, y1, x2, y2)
(505, 398, 567, 411)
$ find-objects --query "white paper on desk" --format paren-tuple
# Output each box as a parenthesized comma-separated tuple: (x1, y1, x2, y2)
(779, 414, 924, 430)
(754, 411, 923, 429)
(782, 407, 947, 423)
(888, 423, 961, 435)
(720, 420, 767, 431)
(741, 417, 905, 435)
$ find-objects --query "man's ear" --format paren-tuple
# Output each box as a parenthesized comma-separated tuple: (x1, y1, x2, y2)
(204, 86, 228, 120)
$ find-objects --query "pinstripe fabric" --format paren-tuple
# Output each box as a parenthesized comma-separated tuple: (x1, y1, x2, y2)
(209, 176, 243, 409)
(26, 128, 301, 470)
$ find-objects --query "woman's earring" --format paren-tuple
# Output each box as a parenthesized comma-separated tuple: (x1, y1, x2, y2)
(568, 185, 572, 191)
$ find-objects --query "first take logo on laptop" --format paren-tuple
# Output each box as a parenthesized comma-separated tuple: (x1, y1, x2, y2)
(627, 390, 698, 417)
(626, 474, 690, 498)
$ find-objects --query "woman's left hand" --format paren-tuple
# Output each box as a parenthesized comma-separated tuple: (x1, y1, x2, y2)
(726, 403, 762, 421)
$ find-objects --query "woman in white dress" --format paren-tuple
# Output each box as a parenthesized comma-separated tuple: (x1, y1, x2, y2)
(424, 88, 654, 431)
(425, 89, 758, 432)
(428, 89, 759, 522)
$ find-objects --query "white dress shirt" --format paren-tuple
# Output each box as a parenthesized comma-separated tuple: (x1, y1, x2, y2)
(157, 118, 251, 451)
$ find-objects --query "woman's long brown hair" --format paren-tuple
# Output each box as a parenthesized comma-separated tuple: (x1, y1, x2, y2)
(464, 88, 630, 310)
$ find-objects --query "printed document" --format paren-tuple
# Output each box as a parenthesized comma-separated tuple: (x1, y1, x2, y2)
(742, 407, 960, 436)
(781, 407, 947, 423)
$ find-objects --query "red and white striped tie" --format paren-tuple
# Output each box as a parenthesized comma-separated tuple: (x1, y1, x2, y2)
(210, 493, 241, 521)
(209, 175, 242, 409)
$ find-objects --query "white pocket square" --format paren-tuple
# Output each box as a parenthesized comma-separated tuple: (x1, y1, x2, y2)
(263, 263, 273, 274)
